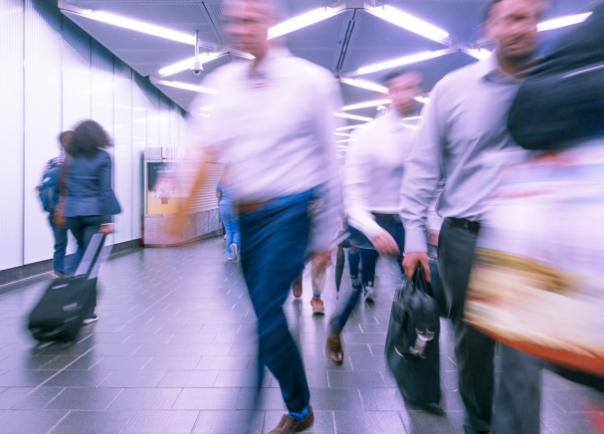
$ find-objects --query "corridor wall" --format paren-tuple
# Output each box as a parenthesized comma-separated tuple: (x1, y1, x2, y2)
(0, 0, 188, 272)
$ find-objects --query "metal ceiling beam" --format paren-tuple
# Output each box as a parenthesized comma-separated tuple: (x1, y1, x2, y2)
(334, 8, 360, 74)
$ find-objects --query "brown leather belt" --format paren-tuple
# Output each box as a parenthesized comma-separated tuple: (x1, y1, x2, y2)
(237, 200, 270, 215)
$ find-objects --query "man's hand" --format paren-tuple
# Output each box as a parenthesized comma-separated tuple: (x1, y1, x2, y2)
(312, 250, 332, 272)
(403, 252, 431, 282)
(99, 224, 114, 235)
(371, 229, 399, 256)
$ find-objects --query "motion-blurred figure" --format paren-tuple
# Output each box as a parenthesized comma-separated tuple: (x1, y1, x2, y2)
(38, 131, 72, 277)
(56, 120, 121, 325)
(216, 176, 240, 262)
(326, 70, 421, 366)
(401, 0, 545, 433)
(178, 1, 341, 432)
(291, 261, 327, 316)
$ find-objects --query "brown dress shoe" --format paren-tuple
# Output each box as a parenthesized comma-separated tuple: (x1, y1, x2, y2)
(326, 334, 344, 366)
(268, 411, 314, 433)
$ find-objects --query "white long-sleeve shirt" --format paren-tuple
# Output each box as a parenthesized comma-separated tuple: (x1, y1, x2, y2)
(345, 111, 415, 239)
(189, 48, 343, 252)
(400, 55, 529, 253)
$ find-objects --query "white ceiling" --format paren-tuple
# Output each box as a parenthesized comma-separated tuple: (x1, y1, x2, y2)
(58, 0, 595, 122)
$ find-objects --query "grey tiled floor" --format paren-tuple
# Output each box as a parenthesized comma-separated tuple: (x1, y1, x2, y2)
(0, 238, 601, 433)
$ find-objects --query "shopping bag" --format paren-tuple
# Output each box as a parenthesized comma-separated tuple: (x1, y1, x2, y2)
(465, 141, 604, 376)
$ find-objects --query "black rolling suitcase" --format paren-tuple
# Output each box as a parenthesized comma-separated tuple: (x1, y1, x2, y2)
(28, 233, 108, 342)
(385, 268, 442, 406)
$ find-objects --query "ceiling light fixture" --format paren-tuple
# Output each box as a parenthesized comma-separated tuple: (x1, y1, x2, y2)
(76, 9, 198, 45)
(268, 6, 344, 39)
(342, 98, 391, 111)
(415, 96, 430, 105)
(353, 48, 455, 76)
(335, 132, 354, 138)
(334, 112, 373, 122)
(154, 79, 218, 94)
(336, 139, 352, 144)
(537, 12, 592, 32)
(336, 125, 364, 132)
(463, 47, 492, 60)
(158, 52, 224, 77)
(366, 5, 451, 45)
(340, 78, 388, 94)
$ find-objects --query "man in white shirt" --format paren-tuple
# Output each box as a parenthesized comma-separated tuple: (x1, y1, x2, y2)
(326, 70, 422, 365)
(174, 1, 342, 432)
(401, 1, 544, 432)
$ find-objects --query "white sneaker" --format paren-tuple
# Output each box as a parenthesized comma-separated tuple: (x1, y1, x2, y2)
(82, 315, 98, 325)
(230, 243, 239, 262)
(364, 284, 375, 304)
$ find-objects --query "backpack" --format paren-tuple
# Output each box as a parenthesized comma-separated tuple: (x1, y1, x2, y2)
(38, 158, 62, 213)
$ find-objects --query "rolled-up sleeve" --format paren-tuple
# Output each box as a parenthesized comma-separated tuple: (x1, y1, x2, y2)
(309, 73, 344, 253)
(400, 83, 445, 253)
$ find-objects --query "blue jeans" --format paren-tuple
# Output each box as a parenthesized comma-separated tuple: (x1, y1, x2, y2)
(239, 190, 313, 414)
(330, 214, 405, 335)
(48, 214, 68, 275)
(219, 200, 240, 256)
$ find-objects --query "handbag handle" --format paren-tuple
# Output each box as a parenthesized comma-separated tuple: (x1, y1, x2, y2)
(413, 265, 434, 297)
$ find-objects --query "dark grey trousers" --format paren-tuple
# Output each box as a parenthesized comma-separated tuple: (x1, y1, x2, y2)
(438, 219, 542, 434)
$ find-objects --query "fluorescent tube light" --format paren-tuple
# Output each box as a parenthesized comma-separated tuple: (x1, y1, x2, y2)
(334, 112, 373, 122)
(402, 115, 422, 122)
(158, 52, 224, 77)
(415, 96, 430, 105)
(463, 48, 492, 60)
(367, 5, 450, 45)
(78, 9, 197, 45)
(335, 132, 354, 138)
(340, 78, 388, 94)
(154, 79, 218, 94)
(354, 48, 455, 76)
(537, 12, 591, 32)
(268, 6, 344, 39)
(336, 139, 352, 144)
(336, 125, 364, 132)
(342, 98, 391, 111)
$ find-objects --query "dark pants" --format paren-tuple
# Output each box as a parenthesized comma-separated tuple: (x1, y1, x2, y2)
(347, 246, 378, 286)
(438, 218, 542, 434)
(239, 191, 313, 414)
(66, 215, 103, 317)
(330, 214, 405, 335)
(48, 214, 68, 275)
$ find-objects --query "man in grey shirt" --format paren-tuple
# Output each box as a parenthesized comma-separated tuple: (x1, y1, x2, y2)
(401, 0, 544, 433)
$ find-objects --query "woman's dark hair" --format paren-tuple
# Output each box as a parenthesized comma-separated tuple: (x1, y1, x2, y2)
(67, 120, 112, 157)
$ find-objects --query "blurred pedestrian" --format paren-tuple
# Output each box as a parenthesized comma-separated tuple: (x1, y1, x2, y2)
(38, 131, 72, 277)
(326, 70, 422, 365)
(56, 120, 121, 325)
(174, 0, 342, 432)
(217, 176, 240, 262)
(401, 0, 545, 433)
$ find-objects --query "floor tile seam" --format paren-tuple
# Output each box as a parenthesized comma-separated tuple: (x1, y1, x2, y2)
(45, 408, 71, 434)
(40, 386, 68, 411)
(115, 289, 178, 335)
(26, 334, 97, 395)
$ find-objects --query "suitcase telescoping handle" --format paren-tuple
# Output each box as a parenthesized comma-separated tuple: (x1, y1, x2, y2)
(74, 233, 109, 279)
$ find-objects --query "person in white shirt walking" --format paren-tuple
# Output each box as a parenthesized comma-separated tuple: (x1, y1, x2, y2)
(172, 1, 341, 432)
(326, 70, 422, 365)
(401, 1, 545, 432)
